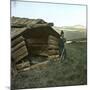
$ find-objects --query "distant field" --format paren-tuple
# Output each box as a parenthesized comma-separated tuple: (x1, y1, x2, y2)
(53, 26, 86, 40)
(64, 30, 86, 40)
(12, 41, 87, 89)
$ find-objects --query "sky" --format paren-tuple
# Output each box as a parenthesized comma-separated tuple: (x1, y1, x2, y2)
(11, 1, 86, 27)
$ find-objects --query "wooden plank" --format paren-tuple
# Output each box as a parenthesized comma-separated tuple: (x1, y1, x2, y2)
(48, 35, 58, 41)
(12, 46, 28, 62)
(48, 42, 59, 46)
(28, 44, 47, 47)
(48, 44, 59, 49)
(48, 50, 59, 55)
(18, 67, 30, 72)
(16, 52, 28, 62)
(16, 61, 30, 70)
(11, 41, 26, 52)
(48, 39, 59, 45)
(12, 46, 28, 57)
(36, 53, 48, 57)
(30, 60, 49, 70)
(29, 47, 48, 51)
(48, 38, 59, 42)
(31, 24, 48, 28)
(26, 38, 48, 44)
(11, 27, 26, 39)
(48, 55, 59, 59)
(30, 51, 48, 56)
(11, 36, 25, 47)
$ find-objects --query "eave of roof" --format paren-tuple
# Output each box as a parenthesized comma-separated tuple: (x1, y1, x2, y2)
(11, 17, 46, 27)
(11, 27, 27, 39)
(11, 17, 60, 39)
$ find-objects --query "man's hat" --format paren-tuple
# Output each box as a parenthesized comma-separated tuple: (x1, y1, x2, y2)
(61, 30, 64, 35)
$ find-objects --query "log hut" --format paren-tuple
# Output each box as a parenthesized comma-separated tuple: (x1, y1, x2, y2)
(11, 17, 60, 72)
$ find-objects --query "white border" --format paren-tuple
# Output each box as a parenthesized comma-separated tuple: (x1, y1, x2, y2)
(0, 0, 89, 90)
(0, 0, 10, 90)
(12, 0, 88, 5)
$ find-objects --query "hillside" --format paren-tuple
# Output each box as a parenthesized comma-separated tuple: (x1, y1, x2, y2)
(52, 25, 86, 40)
(61, 25, 86, 30)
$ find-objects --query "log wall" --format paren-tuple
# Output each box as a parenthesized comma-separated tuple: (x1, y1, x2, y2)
(11, 35, 30, 72)
(48, 35, 60, 59)
(26, 37, 48, 57)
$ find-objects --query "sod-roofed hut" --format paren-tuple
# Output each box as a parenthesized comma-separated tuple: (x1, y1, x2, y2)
(11, 17, 60, 72)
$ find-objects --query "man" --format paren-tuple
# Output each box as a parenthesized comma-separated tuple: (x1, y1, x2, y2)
(59, 30, 66, 60)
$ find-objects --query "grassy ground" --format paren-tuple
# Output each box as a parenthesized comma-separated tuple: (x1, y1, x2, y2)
(11, 42, 87, 89)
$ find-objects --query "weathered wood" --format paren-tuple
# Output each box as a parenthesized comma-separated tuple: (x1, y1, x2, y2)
(11, 17, 61, 72)
(48, 50, 59, 55)
(18, 67, 30, 72)
(26, 38, 48, 44)
(30, 51, 48, 56)
(36, 53, 48, 57)
(48, 43, 59, 46)
(31, 24, 48, 28)
(12, 46, 28, 57)
(16, 61, 30, 70)
(11, 41, 26, 52)
(48, 39, 59, 45)
(29, 47, 48, 51)
(30, 60, 49, 70)
(48, 55, 59, 59)
(48, 38, 58, 42)
(11, 27, 27, 39)
(48, 44, 59, 49)
(28, 44, 47, 47)
(15, 52, 28, 63)
(12, 46, 28, 62)
(48, 35, 58, 41)
(11, 36, 25, 47)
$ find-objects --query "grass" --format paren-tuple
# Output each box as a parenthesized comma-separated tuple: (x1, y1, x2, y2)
(11, 41, 87, 89)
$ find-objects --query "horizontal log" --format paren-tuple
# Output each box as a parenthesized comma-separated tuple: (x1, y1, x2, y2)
(48, 50, 59, 55)
(18, 67, 30, 72)
(30, 60, 49, 70)
(48, 39, 59, 45)
(28, 44, 47, 47)
(29, 48, 48, 52)
(48, 38, 58, 42)
(28, 42, 47, 45)
(12, 36, 25, 47)
(48, 35, 58, 41)
(12, 46, 28, 57)
(26, 38, 48, 44)
(37, 53, 48, 57)
(31, 51, 48, 56)
(48, 44, 59, 49)
(12, 46, 28, 62)
(48, 55, 59, 59)
(28, 44, 58, 49)
(16, 61, 30, 70)
(11, 41, 26, 52)
(48, 41, 59, 46)
(11, 27, 26, 39)
(31, 24, 48, 28)
(16, 52, 28, 62)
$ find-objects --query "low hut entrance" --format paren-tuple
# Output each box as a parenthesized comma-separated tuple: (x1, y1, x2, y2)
(23, 26, 49, 64)
(22, 25, 60, 64)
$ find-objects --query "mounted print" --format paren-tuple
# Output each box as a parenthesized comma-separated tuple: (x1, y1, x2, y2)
(11, 0, 87, 89)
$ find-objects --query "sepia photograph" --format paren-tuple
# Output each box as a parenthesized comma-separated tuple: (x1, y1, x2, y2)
(11, 0, 87, 89)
